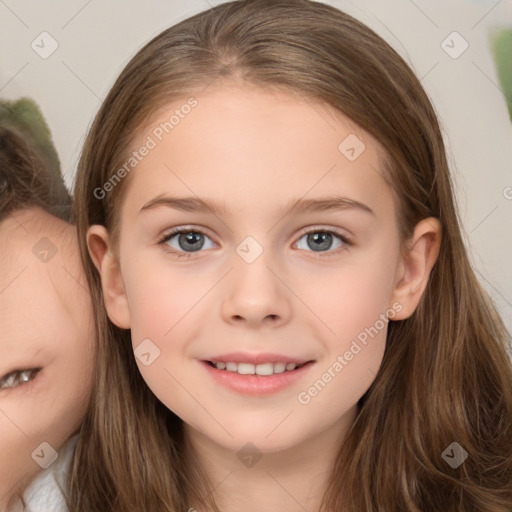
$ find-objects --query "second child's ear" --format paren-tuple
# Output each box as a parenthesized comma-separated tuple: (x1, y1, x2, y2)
(87, 225, 131, 329)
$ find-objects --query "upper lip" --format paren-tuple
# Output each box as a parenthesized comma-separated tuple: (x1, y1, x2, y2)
(203, 352, 314, 365)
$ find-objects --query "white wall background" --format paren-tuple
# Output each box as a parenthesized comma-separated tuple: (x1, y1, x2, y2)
(1, 0, 511, 332)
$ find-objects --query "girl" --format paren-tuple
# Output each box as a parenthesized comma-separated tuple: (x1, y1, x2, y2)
(0, 104, 96, 511)
(72, 0, 512, 510)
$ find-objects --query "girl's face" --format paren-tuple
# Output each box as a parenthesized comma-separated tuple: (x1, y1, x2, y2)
(90, 83, 439, 455)
(0, 208, 95, 509)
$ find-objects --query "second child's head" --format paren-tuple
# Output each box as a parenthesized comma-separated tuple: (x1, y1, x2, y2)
(73, 1, 512, 510)
(0, 121, 95, 511)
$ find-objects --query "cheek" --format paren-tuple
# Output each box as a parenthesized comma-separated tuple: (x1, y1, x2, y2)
(50, 356, 93, 431)
(291, 248, 396, 402)
(0, 377, 88, 446)
(122, 231, 223, 347)
(293, 267, 393, 424)
(41, 327, 94, 437)
(0, 396, 61, 501)
(127, 264, 201, 344)
(297, 251, 398, 342)
(124, 261, 201, 408)
(0, 414, 33, 496)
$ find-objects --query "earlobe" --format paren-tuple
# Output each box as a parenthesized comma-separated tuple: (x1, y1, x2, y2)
(391, 217, 441, 320)
(87, 225, 132, 329)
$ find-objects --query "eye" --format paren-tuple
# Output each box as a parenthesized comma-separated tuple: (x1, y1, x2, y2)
(295, 228, 351, 255)
(157, 227, 216, 258)
(0, 368, 42, 390)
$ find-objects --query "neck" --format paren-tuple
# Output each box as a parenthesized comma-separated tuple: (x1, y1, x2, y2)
(185, 406, 357, 512)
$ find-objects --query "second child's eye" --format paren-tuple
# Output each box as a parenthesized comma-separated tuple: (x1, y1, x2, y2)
(0, 368, 42, 390)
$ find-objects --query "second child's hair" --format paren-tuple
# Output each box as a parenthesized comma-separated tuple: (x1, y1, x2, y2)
(72, 1, 512, 510)
(0, 126, 72, 223)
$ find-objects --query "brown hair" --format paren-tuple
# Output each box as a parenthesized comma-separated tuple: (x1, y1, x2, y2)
(0, 107, 72, 223)
(71, 0, 512, 510)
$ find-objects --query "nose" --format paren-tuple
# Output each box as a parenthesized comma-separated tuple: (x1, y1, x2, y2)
(221, 256, 292, 329)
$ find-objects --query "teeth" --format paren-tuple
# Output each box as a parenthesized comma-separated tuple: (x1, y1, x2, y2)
(238, 363, 255, 375)
(212, 361, 302, 375)
(273, 362, 286, 374)
(255, 363, 273, 376)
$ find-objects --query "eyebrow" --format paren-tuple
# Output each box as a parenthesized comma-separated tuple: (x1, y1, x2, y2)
(139, 195, 375, 217)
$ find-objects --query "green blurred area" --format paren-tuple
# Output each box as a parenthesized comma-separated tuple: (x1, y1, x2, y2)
(490, 27, 512, 120)
(0, 97, 61, 175)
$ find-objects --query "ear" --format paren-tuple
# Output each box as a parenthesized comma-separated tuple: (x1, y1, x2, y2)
(390, 217, 441, 320)
(87, 225, 131, 329)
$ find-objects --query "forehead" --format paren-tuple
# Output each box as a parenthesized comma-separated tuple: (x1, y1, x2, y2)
(138, 83, 385, 162)
(0, 208, 58, 266)
(122, 84, 391, 219)
(0, 209, 74, 345)
(0, 211, 56, 311)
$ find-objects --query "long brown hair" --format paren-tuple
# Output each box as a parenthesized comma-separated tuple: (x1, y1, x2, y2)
(71, 1, 512, 510)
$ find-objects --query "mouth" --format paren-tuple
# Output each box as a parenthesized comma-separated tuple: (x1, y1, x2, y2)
(200, 358, 315, 395)
(204, 360, 313, 376)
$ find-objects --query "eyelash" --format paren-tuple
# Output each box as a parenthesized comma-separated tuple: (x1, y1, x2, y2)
(0, 368, 42, 391)
(156, 226, 352, 260)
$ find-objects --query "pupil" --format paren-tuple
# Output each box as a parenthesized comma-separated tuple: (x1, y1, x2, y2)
(180, 232, 203, 251)
(308, 232, 331, 251)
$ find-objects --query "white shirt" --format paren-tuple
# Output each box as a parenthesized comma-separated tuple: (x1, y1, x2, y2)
(22, 435, 77, 512)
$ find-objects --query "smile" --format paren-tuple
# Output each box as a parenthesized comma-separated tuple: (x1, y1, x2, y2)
(206, 360, 308, 375)
(200, 359, 315, 396)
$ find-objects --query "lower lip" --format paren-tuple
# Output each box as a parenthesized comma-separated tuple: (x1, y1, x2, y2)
(200, 360, 315, 396)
